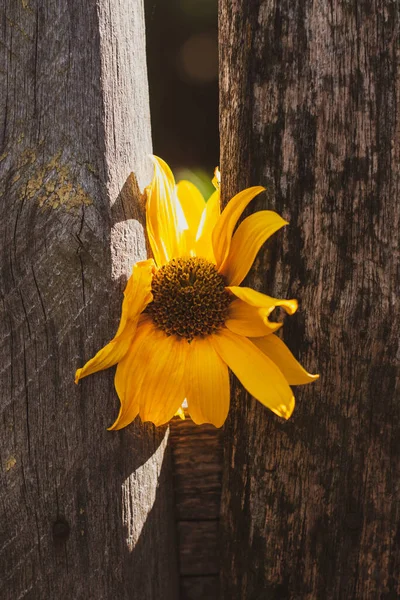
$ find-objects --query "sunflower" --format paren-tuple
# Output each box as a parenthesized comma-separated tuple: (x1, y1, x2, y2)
(75, 157, 318, 429)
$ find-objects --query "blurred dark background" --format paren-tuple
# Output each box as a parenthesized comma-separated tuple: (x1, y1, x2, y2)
(144, 0, 218, 197)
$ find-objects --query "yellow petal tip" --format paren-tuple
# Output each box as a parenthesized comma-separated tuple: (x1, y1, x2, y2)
(174, 407, 186, 420)
(277, 395, 295, 420)
(107, 417, 123, 431)
(287, 299, 298, 315)
(149, 154, 167, 169)
(212, 167, 220, 190)
(74, 369, 82, 384)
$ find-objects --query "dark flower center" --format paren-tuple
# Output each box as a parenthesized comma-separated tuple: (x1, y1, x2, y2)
(147, 257, 232, 342)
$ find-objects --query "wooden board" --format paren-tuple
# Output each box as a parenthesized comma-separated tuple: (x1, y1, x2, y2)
(0, 1, 178, 598)
(170, 416, 222, 599)
(219, 1, 400, 598)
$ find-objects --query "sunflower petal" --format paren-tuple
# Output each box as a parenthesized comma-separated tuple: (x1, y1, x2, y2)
(225, 299, 282, 337)
(186, 337, 230, 427)
(146, 156, 188, 265)
(251, 335, 319, 385)
(174, 407, 186, 420)
(75, 260, 154, 384)
(212, 186, 265, 269)
(176, 180, 206, 256)
(176, 180, 206, 231)
(115, 259, 155, 336)
(74, 330, 133, 386)
(212, 167, 220, 190)
(227, 286, 298, 312)
(211, 328, 295, 419)
(225, 286, 298, 337)
(195, 189, 220, 262)
(108, 319, 155, 430)
(220, 211, 288, 285)
(137, 330, 188, 426)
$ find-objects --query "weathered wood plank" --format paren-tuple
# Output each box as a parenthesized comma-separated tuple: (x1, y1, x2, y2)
(178, 521, 219, 576)
(170, 417, 223, 520)
(0, 1, 178, 598)
(219, 1, 400, 599)
(170, 416, 222, 598)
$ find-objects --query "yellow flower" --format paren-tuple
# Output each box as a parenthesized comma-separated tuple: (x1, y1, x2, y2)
(75, 157, 318, 429)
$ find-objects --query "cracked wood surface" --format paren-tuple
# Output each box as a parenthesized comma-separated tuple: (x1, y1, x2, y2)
(219, 1, 399, 599)
(0, 1, 178, 598)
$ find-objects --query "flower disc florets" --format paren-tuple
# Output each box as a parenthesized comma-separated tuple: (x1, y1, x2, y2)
(147, 257, 232, 341)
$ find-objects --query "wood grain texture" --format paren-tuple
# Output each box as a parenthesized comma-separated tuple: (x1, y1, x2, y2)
(169, 416, 222, 599)
(178, 521, 219, 576)
(170, 417, 223, 520)
(219, 1, 399, 599)
(0, 1, 178, 598)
